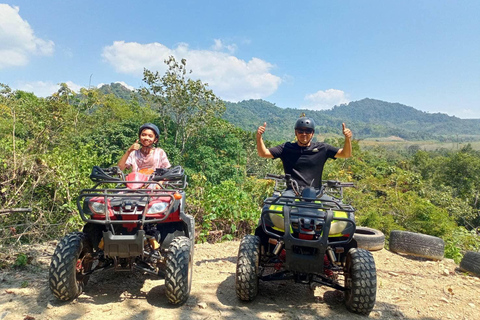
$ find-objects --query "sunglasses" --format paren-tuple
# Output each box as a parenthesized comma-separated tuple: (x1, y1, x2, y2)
(296, 129, 314, 134)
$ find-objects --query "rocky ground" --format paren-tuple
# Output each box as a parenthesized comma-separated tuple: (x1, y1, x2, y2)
(1, 240, 479, 320)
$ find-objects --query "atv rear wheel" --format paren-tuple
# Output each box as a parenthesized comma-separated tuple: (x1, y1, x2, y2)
(165, 236, 193, 305)
(235, 235, 261, 301)
(344, 248, 377, 315)
(49, 232, 93, 301)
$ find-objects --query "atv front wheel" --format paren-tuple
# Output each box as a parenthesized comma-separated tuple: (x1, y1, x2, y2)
(235, 235, 261, 301)
(165, 236, 193, 305)
(344, 248, 377, 315)
(49, 232, 93, 301)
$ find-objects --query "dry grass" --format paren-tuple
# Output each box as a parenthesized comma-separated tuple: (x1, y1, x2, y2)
(359, 139, 480, 152)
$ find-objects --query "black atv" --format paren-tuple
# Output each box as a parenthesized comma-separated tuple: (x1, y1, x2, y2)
(49, 165, 194, 305)
(235, 174, 376, 315)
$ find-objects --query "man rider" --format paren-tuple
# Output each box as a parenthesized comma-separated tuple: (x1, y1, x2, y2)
(256, 116, 352, 192)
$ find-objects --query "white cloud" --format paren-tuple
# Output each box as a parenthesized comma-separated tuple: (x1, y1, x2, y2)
(303, 89, 350, 110)
(16, 81, 82, 97)
(211, 39, 237, 53)
(0, 4, 54, 69)
(101, 40, 281, 102)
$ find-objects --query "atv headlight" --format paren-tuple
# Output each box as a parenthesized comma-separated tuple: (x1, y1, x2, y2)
(147, 202, 168, 214)
(89, 201, 106, 215)
(269, 213, 285, 231)
(330, 221, 348, 235)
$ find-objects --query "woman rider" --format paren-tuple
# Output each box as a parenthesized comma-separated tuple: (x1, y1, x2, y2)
(117, 123, 171, 174)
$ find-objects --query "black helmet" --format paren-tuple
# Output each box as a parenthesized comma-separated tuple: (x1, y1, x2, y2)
(139, 123, 160, 138)
(294, 117, 315, 131)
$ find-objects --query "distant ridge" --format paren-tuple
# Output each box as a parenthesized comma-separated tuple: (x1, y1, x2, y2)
(223, 98, 480, 141)
(94, 84, 480, 141)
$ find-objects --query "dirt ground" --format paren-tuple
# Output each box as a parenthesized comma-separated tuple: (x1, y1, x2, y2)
(1, 240, 479, 320)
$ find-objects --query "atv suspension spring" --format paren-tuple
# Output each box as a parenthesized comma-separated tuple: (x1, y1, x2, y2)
(272, 240, 284, 256)
(326, 247, 336, 264)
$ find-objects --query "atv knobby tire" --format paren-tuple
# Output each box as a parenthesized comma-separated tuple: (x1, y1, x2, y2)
(236, 235, 260, 301)
(354, 226, 385, 251)
(165, 236, 193, 305)
(459, 251, 480, 276)
(344, 248, 377, 315)
(49, 232, 93, 301)
(389, 230, 444, 260)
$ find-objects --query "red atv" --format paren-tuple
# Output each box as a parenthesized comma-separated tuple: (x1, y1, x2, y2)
(49, 165, 194, 305)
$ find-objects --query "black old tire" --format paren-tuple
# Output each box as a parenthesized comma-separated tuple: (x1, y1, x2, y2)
(49, 232, 93, 301)
(354, 227, 385, 251)
(344, 248, 377, 315)
(235, 235, 260, 301)
(389, 230, 444, 261)
(459, 251, 480, 276)
(165, 236, 193, 305)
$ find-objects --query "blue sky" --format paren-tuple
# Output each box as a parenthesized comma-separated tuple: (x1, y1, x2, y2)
(1, 1, 479, 118)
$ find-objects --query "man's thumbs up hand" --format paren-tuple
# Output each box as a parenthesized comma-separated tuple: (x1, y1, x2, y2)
(257, 122, 267, 137)
(342, 123, 352, 139)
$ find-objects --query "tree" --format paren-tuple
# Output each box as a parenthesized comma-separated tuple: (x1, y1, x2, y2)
(51, 83, 77, 105)
(441, 146, 480, 202)
(141, 56, 225, 153)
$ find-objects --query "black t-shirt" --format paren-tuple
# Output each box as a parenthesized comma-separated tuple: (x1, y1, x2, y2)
(269, 141, 339, 188)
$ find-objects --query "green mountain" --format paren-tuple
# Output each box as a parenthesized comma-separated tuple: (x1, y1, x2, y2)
(223, 98, 480, 141)
(94, 84, 480, 142)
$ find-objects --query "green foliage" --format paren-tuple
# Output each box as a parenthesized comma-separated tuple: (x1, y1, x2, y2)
(444, 227, 480, 263)
(14, 253, 28, 267)
(187, 174, 273, 242)
(184, 118, 246, 184)
(441, 145, 480, 199)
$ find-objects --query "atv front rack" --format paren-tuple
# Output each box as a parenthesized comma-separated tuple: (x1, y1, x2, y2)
(77, 184, 182, 225)
(261, 194, 355, 274)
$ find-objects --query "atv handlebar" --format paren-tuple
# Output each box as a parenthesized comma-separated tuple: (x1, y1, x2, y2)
(90, 165, 187, 190)
(324, 180, 355, 188)
(265, 174, 355, 190)
(265, 173, 286, 180)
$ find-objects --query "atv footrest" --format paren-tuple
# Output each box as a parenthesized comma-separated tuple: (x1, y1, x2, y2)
(102, 230, 145, 258)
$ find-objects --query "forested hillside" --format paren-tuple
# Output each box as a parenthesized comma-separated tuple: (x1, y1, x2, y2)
(223, 99, 480, 141)
(1, 57, 479, 265)
(95, 84, 480, 142)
